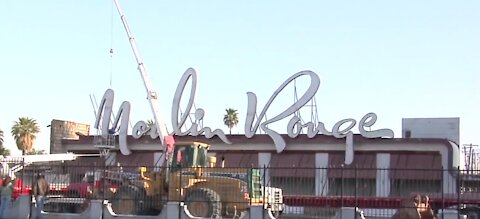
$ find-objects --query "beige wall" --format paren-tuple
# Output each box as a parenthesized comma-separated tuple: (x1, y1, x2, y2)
(50, 119, 90, 154)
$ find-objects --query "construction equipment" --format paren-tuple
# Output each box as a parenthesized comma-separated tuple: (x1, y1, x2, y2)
(0, 153, 96, 211)
(112, 0, 172, 149)
(109, 1, 284, 217)
(109, 141, 284, 217)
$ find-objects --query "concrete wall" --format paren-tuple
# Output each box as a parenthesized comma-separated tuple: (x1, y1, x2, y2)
(50, 119, 90, 154)
(8, 196, 274, 219)
(7, 195, 466, 219)
(402, 117, 460, 144)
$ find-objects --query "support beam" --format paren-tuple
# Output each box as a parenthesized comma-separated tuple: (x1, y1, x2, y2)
(376, 153, 390, 197)
(315, 153, 329, 195)
(258, 153, 271, 186)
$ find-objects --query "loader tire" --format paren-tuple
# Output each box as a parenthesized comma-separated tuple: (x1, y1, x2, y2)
(111, 185, 145, 215)
(185, 188, 222, 218)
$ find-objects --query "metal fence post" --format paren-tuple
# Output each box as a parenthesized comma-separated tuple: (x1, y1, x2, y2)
(179, 165, 182, 219)
(92, 162, 97, 213)
(340, 165, 344, 219)
(102, 158, 107, 219)
(249, 166, 252, 219)
(354, 166, 358, 219)
(441, 167, 444, 219)
(457, 166, 461, 219)
(263, 165, 266, 219)
(21, 157, 25, 193)
(29, 160, 34, 219)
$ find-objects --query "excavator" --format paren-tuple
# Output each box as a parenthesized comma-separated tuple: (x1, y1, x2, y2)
(107, 0, 284, 217)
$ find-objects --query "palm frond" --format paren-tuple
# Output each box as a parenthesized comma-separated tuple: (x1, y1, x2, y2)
(0, 129, 3, 146)
(11, 117, 40, 154)
(223, 108, 240, 134)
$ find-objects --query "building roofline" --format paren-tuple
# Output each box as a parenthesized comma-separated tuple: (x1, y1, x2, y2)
(63, 133, 454, 146)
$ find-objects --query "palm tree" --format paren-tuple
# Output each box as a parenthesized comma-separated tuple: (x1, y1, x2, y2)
(0, 146, 10, 156)
(223, 108, 239, 135)
(26, 148, 46, 155)
(0, 128, 9, 156)
(11, 117, 40, 155)
(0, 128, 3, 146)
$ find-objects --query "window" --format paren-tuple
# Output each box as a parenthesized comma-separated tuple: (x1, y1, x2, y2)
(172, 146, 190, 168)
(83, 173, 95, 183)
(328, 178, 376, 196)
(180, 148, 189, 167)
(390, 179, 441, 196)
(271, 177, 315, 195)
(196, 148, 208, 167)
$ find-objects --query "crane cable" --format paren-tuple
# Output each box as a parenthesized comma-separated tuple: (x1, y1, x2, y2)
(108, 1, 134, 130)
(109, 0, 115, 87)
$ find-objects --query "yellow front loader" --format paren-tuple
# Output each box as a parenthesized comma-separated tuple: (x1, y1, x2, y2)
(110, 142, 284, 218)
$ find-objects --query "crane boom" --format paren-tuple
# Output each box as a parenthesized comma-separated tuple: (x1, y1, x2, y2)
(112, 0, 174, 149)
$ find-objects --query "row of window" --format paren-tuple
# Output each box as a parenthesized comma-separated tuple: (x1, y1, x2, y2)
(270, 177, 444, 196)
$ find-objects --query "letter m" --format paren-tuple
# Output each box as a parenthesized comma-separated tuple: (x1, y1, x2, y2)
(94, 89, 132, 155)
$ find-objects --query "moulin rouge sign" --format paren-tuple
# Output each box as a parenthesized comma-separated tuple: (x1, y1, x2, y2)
(94, 68, 394, 164)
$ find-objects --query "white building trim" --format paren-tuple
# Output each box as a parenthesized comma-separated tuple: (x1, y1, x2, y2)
(376, 153, 390, 197)
(315, 153, 329, 195)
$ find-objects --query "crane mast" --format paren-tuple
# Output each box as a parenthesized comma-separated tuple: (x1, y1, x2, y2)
(112, 0, 174, 151)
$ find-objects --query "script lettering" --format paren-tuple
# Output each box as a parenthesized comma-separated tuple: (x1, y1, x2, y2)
(131, 121, 149, 138)
(94, 68, 395, 164)
(359, 113, 394, 138)
(94, 89, 132, 155)
(245, 71, 321, 153)
(286, 116, 302, 138)
(171, 68, 230, 143)
(305, 122, 332, 137)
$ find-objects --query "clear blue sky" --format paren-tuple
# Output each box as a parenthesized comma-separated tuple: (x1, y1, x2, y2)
(1, 0, 479, 155)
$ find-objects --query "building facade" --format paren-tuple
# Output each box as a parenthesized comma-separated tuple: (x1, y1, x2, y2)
(60, 133, 461, 197)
